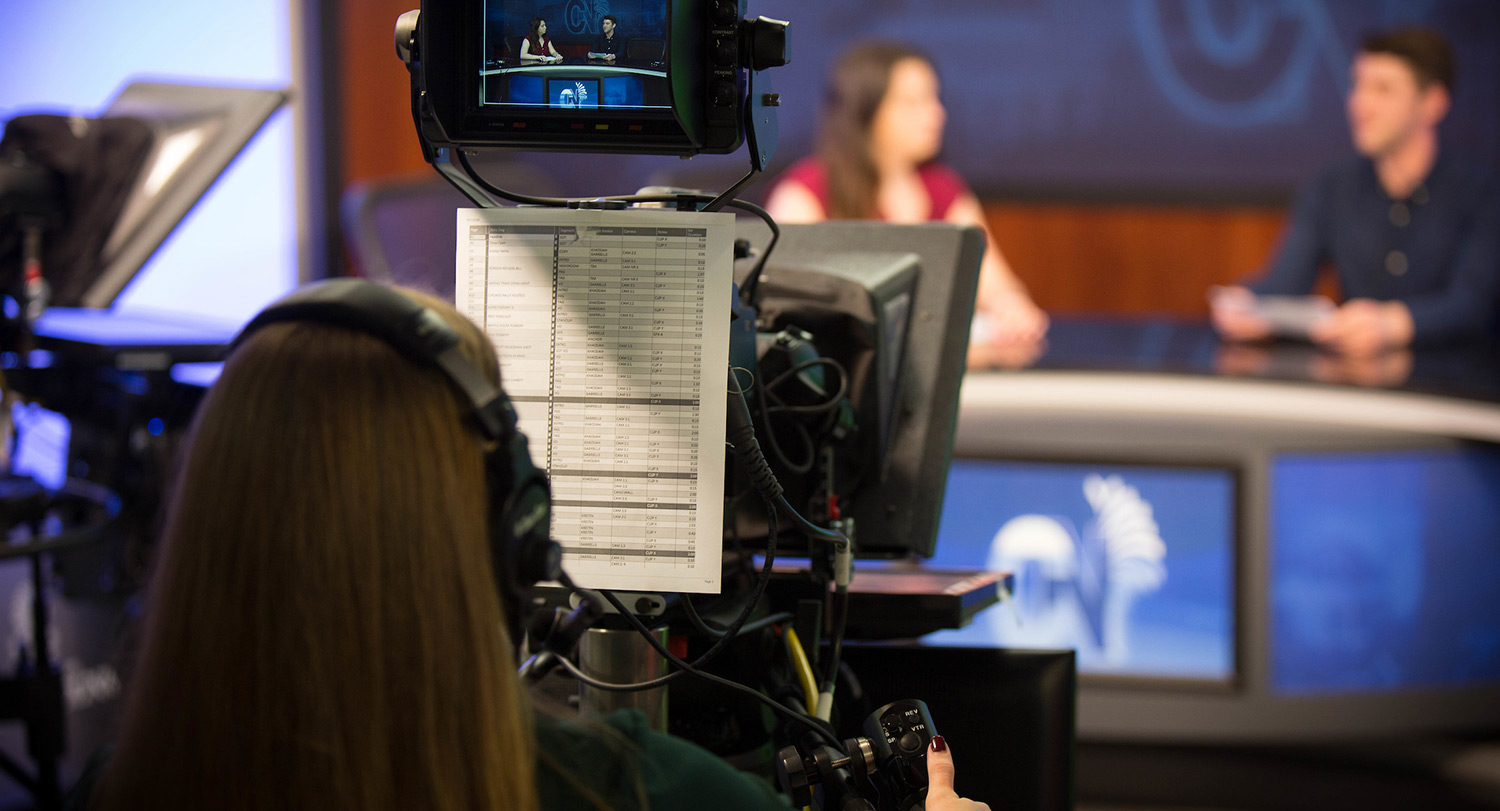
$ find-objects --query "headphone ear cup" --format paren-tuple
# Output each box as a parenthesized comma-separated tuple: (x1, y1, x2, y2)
(488, 437, 560, 618)
(507, 480, 560, 586)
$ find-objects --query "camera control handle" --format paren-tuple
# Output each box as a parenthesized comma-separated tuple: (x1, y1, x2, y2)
(863, 699, 938, 810)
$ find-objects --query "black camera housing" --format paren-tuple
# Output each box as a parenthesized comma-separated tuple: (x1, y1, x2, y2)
(864, 699, 938, 810)
(412, 0, 778, 155)
(774, 698, 941, 810)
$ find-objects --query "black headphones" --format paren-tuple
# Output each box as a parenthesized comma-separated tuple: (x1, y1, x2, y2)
(232, 278, 563, 614)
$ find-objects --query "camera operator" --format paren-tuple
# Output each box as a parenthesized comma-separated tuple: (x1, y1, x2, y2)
(64, 282, 987, 811)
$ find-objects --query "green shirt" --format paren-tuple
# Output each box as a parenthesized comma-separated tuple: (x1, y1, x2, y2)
(66, 712, 793, 811)
(535, 710, 793, 811)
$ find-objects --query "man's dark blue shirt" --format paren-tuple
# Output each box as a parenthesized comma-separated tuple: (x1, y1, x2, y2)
(1250, 150, 1500, 345)
(591, 31, 623, 57)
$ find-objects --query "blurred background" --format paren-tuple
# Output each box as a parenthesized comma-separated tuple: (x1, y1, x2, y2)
(9, 0, 1495, 322)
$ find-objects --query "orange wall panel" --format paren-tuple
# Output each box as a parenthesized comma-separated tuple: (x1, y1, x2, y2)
(984, 203, 1288, 316)
(339, 0, 431, 186)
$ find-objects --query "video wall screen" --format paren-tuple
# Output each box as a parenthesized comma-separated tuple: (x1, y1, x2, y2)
(924, 458, 1237, 684)
(1270, 448, 1500, 694)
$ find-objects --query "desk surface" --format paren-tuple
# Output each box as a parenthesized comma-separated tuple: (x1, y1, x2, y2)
(29, 307, 235, 368)
(481, 58, 666, 76)
(962, 317, 1500, 446)
(973, 316, 1500, 404)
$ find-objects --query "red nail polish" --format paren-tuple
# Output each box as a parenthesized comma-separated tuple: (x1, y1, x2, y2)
(930, 735, 947, 752)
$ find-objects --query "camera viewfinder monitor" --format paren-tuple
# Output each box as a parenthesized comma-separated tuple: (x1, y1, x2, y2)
(417, 0, 750, 154)
(733, 222, 984, 560)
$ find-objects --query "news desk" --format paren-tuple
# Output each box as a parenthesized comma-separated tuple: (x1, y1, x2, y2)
(937, 317, 1500, 742)
(480, 58, 668, 107)
(480, 57, 667, 78)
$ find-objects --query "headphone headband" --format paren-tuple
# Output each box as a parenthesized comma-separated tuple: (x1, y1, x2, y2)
(235, 279, 511, 440)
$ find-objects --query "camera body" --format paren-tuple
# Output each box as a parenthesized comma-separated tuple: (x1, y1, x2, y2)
(404, 0, 786, 156)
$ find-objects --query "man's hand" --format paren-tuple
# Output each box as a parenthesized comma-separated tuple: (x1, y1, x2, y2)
(1209, 286, 1274, 342)
(1308, 298, 1414, 356)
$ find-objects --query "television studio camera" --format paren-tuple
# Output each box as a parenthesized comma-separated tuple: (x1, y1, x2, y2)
(397, 2, 1003, 810)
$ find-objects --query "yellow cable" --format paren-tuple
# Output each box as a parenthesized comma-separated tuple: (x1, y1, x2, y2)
(783, 627, 819, 714)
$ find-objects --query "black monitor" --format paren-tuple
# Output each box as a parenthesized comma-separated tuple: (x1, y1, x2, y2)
(733, 221, 984, 559)
(842, 644, 1075, 811)
(418, 0, 758, 154)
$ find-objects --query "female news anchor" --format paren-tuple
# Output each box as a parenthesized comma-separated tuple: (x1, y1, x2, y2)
(521, 16, 563, 62)
(74, 282, 988, 811)
(766, 41, 1048, 357)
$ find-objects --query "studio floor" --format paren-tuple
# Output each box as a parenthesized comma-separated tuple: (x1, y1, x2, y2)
(1076, 738, 1500, 811)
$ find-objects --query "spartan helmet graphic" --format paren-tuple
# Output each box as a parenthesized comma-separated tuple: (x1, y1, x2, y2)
(984, 474, 1167, 665)
(557, 82, 589, 109)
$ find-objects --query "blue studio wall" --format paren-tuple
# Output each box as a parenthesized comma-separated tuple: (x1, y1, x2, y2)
(582, 0, 1500, 203)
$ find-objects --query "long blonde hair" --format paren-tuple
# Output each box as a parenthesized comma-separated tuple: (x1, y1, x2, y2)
(92, 289, 539, 810)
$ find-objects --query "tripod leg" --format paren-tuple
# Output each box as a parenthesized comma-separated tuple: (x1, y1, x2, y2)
(29, 554, 65, 811)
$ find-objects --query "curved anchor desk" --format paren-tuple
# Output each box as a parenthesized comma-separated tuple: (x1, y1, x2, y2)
(942, 317, 1500, 742)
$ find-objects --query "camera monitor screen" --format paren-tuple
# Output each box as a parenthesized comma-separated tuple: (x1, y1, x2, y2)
(418, 0, 747, 153)
(481, 0, 671, 112)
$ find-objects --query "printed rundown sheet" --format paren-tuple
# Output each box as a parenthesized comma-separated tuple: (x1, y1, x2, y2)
(456, 207, 732, 593)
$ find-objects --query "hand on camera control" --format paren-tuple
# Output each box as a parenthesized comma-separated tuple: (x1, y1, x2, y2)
(924, 737, 990, 811)
(776, 700, 989, 811)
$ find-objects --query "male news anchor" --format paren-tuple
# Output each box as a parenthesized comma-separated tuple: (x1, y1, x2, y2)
(588, 14, 622, 61)
(1212, 29, 1500, 356)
